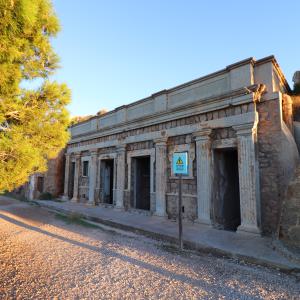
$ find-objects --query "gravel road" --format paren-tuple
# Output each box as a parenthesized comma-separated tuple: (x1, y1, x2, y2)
(0, 198, 299, 299)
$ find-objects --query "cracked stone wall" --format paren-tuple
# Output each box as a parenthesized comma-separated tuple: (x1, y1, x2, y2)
(257, 95, 299, 235)
(280, 165, 300, 242)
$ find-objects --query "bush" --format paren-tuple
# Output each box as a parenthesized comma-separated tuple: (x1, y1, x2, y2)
(38, 192, 53, 200)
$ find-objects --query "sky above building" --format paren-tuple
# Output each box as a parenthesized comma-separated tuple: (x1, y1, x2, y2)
(51, 0, 300, 116)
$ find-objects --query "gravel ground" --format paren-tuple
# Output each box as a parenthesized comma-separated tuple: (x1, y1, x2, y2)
(0, 199, 299, 300)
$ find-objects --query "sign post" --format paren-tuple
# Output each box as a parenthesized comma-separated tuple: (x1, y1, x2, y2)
(172, 152, 188, 250)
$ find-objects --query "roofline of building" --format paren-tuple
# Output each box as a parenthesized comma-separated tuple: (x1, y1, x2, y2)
(70, 55, 291, 129)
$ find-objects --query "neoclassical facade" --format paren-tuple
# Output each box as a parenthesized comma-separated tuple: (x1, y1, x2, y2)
(63, 56, 300, 236)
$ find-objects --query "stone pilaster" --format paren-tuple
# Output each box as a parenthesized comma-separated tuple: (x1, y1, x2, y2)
(115, 145, 126, 209)
(88, 150, 98, 205)
(154, 138, 168, 217)
(62, 153, 70, 200)
(234, 123, 261, 234)
(71, 152, 81, 203)
(28, 175, 36, 200)
(194, 129, 213, 225)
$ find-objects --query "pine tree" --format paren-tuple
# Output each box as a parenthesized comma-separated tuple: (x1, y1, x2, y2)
(0, 0, 71, 192)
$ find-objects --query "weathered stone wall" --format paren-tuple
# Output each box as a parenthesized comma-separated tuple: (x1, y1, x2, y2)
(280, 165, 300, 243)
(292, 95, 300, 121)
(166, 134, 197, 220)
(166, 194, 197, 221)
(282, 94, 294, 132)
(43, 149, 65, 197)
(257, 95, 299, 235)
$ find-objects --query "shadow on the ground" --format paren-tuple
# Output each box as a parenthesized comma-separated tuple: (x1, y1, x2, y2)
(0, 211, 255, 299)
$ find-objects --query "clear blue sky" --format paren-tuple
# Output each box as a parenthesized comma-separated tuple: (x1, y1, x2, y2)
(51, 0, 300, 117)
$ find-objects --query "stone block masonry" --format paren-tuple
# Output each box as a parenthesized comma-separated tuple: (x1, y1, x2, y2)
(62, 56, 299, 238)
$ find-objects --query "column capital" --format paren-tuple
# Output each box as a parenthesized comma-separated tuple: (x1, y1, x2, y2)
(116, 144, 126, 153)
(90, 149, 98, 156)
(74, 152, 81, 158)
(193, 128, 212, 142)
(233, 123, 256, 136)
(154, 137, 168, 146)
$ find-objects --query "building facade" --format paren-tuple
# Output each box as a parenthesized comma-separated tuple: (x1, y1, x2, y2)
(63, 56, 300, 236)
(14, 150, 65, 200)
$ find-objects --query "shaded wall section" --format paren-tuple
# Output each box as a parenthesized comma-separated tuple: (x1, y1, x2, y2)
(257, 94, 299, 235)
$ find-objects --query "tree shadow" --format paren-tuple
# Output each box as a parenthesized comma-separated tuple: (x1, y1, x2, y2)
(0, 212, 254, 299)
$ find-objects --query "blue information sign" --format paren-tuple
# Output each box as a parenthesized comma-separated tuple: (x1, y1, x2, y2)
(172, 152, 188, 175)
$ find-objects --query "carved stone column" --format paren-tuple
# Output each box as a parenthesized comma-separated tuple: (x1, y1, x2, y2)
(71, 152, 81, 203)
(115, 145, 126, 209)
(233, 123, 261, 234)
(194, 129, 213, 225)
(62, 153, 71, 200)
(88, 150, 98, 205)
(154, 138, 168, 217)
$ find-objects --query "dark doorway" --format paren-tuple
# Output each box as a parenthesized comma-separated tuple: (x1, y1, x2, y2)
(133, 156, 150, 210)
(101, 159, 114, 204)
(213, 148, 241, 231)
(37, 176, 44, 193)
(69, 162, 75, 198)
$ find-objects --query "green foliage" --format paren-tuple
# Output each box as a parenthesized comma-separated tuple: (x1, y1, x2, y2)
(0, 0, 71, 192)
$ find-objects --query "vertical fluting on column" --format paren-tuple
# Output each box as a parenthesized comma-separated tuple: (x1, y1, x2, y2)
(88, 149, 98, 205)
(154, 138, 168, 217)
(71, 152, 81, 202)
(62, 153, 70, 200)
(194, 129, 213, 225)
(115, 145, 126, 209)
(234, 123, 261, 234)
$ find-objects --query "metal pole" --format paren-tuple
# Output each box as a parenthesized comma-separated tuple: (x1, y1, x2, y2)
(178, 174, 183, 250)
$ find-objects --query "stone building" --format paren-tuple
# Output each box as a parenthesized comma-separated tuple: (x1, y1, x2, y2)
(14, 150, 65, 200)
(63, 56, 300, 237)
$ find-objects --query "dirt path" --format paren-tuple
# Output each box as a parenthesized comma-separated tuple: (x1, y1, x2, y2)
(0, 198, 299, 299)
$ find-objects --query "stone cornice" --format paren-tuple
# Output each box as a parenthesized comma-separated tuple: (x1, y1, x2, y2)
(67, 111, 257, 154)
(69, 87, 257, 145)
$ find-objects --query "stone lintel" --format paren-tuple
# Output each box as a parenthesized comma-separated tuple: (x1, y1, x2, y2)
(212, 138, 237, 149)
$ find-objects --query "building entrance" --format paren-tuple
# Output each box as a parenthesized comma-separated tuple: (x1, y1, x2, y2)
(132, 156, 150, 210)
(100, 159, 114, 204)
(213, 148, 241, 231)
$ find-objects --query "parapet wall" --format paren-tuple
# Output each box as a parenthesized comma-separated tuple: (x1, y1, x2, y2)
(70, 56, 288, 142)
